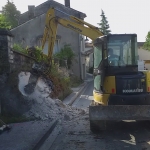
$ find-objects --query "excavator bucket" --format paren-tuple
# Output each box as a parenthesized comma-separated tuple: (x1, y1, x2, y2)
(24, 61, 50, 95)
(89, 105, 150, 131)
(24, 73, 39, 94)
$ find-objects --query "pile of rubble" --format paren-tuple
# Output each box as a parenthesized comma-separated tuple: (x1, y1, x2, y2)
(18, 72, 87, 121)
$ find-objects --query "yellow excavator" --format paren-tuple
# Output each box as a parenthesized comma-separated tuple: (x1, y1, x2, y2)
(25, 7, 150, 132)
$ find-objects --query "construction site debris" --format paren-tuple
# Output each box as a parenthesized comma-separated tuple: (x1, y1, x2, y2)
(18, 72, 87, 122)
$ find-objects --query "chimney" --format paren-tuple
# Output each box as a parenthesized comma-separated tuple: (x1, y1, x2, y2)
(28, 5, 35, 19)
(64, 0, 70, 8)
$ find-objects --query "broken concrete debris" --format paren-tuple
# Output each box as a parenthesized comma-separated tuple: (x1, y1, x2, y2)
(18, 72, 87, 122)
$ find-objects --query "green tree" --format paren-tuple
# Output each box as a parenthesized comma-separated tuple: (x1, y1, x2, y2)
(2, 0, 20, 28)
(54, 44, 75, 69)
(97, 10, 111, 35)
(143, 31, 150, 50)
(0, 14, 11, 29)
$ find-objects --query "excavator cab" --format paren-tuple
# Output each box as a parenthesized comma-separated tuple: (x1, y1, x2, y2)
(107, 34, 138, 67)
(93, 34, 139, 95)
(89, 34, 150, 132)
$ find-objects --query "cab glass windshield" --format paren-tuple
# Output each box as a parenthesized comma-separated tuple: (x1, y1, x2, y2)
(107, 35, 138, 66)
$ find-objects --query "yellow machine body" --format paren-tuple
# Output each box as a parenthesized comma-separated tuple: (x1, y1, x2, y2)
(93, 71, 150, 106)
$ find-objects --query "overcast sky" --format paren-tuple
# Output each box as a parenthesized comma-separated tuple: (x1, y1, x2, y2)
(0, 0, 150, 42)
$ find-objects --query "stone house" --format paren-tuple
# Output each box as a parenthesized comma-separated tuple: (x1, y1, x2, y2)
(137, 42, 150, 70)
(81, 42, 94, 72)
(10, 0, 87, 80)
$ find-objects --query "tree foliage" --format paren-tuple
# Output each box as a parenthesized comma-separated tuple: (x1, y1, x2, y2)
(2, 0, 20, 28)
(53, 44, 75, 69)
(0, 14, 11, 29)
(143, 31, 150, 50)
(97, 10, 111, 35)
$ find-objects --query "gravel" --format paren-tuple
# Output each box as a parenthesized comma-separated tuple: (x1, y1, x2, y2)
(18, 72, 87, 122)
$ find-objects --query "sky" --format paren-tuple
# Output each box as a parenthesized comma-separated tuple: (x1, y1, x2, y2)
(0, 0, 150, 42)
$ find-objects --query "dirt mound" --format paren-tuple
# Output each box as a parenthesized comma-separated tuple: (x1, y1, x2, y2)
(18, 72, 87, 121)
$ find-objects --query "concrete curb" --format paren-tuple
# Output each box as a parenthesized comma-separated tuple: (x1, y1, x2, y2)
(33, 120, 58, 150)
(68, 82, 88, 106)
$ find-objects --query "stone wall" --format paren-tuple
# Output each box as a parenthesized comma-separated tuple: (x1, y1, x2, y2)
(0, 72, 32, 116)
(0, 29, 13, 74)
(11, 50, 35, 72)
(0, 29, 35, 74)
(0, 29, 35, 115)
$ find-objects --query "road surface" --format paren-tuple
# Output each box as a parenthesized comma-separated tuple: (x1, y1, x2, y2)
(72, 80, 93, 109)
(49, 78, 150, 150)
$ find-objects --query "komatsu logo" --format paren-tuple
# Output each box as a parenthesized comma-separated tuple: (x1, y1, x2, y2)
(67, 24, 82, 32)
(122, 89, 143, 93)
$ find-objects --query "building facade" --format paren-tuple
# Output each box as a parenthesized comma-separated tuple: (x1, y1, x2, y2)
(11, 0, 87, 79)
(137, 42, 150, 70)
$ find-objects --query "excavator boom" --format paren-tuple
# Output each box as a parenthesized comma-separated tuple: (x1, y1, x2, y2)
(42, 7, 103, 59)
(24, 7, 103, 94)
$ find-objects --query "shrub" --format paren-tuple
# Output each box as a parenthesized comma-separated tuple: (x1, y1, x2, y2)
(53, 44, 75, 69)
(13, 43, 28, 54)
(46, 64, 72, 99)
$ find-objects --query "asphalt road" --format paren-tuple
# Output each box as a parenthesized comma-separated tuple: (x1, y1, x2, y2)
(49, 78, 150, 150)
(72, 80, 93, 109)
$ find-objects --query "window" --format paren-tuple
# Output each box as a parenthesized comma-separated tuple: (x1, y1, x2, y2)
(39, 39, 60, 55)
(107, 35, 138, 67)
(53, 40, 60, 54)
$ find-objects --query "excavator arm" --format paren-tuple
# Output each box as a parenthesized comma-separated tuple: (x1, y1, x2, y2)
(42, 7, 103, 59)
(24, 7, 103, 94)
